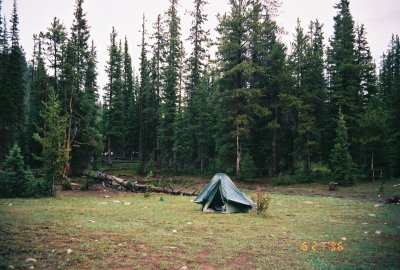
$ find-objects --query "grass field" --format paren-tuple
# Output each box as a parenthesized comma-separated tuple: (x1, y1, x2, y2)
(1, 182, 399, 270)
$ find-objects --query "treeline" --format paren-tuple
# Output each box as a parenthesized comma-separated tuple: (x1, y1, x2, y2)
(0, 0, 399, 186)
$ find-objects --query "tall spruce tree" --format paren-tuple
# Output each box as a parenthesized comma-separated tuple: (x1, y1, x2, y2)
(27, 34, 48, 165)
(380, 35, 400, 175)
(216, 0, 266, 178)
(122, 37, 136, 155)
(326, 0, 361, 161)
(45, 17, 67, 93)
(149, 14, 166, 162)
(355, 24, 377, 104)
(330, 109, 354, 185)
(0, 0, 26, 168)
(247, 0, 288, 176)
(138, 15, 157, 173)
(104, 27, 124, 163)
(71, 40, 101, 173)
(186, 0, 212, 171)
(160, 0, 182, 167)
(291, 19, 326, 173)
(59, 0, 96, 176)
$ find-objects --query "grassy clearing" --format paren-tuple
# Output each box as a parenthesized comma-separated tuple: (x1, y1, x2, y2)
(0, 190, 399, 270)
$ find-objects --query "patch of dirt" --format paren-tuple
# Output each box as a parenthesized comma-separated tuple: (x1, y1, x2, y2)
(226, 252, 255, 270)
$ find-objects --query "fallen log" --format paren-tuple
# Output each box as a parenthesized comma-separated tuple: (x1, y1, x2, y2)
(84, 171, 198, 196)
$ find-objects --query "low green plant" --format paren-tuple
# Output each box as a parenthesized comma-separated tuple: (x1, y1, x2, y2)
(160, 196, 164, 201)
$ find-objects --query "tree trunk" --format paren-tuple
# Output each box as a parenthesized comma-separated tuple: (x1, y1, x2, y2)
(272, 126, 278, 177)
(236, 130, 241, 179)
(107, 137, 112, 166)
(62, 96, 72, 178)
(306, 136, 311, 175)
(200, 149, 204, 173)
(371, 152, 374, 181)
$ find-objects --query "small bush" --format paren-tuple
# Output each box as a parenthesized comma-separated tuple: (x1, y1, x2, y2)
(160, 196, 164, 201)
(272, 175, 294, 186)
(143, 189, 150, 198)
(62, 179, 72, 190)
(80, 177, 93, 191)
(251, 186, 271, 215)
(0, 144, 37, 197)
(126, 180, 134, 191)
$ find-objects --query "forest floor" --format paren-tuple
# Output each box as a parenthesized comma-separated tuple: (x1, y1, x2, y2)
(0, 172, 399, 269)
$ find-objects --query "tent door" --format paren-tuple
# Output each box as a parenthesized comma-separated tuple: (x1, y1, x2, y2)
(203, 185, 225, 212)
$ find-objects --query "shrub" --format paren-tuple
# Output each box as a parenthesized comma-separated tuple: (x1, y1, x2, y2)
(272, 175, 294, 186)
(251, 186, 271, 215)
(126, 180, 134, 191)
(62, 179, 72, 191)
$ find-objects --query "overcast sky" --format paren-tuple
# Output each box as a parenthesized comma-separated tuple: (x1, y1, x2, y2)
(3, 0, 400, 92)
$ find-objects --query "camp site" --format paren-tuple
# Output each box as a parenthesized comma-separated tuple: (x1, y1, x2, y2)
(0, 0, 399, 269)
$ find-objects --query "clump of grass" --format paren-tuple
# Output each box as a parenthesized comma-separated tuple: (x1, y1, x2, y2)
(159, 196, 164, 202)
(143, 188, 150, 198)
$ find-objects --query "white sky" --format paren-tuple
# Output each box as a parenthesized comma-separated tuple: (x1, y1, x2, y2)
(3, 0, 400, 92)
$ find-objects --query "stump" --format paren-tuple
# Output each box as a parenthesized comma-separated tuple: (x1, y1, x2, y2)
(329, 182, 338, 191)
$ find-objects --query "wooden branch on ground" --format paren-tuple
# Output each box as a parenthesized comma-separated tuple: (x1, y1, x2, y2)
(84, 171, 198, 196)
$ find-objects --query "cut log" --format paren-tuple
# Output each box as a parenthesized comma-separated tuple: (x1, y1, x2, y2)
(84, 171, 198, 196)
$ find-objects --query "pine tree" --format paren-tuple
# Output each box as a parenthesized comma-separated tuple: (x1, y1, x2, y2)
(327, 0, 361, 161)
(33, 90, 69, 196)
(380, 35, 400, 176)
(0, 0, 26, 168)
(160, 0, 182, 167)
(186, 0, 212, 171)
(292, 19, 326, 174)
(44, 17, 67, 93)
(329, 109, 354, 185)
(71, 41, 101, 173)
(60, 0, 96, 176)
(0, 144, 35, 197)
(247, 0, 288, 176)
(27, 34, 48, 165)
(149, 14, 166, 162)
(215, 0, 251, 176)
(355, 24, 377, 104)
(104, 27, 124, 163)
(173, 108, 193, 172)
(138, 15, 157, 173)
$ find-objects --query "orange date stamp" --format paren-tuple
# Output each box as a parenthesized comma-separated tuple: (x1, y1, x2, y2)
(301, 241, 344, 252)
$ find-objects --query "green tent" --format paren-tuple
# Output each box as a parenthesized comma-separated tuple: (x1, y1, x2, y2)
(193, 173, 255, 213)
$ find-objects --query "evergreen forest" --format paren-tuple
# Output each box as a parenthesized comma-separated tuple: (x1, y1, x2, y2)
(1, 0, 400, 197)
